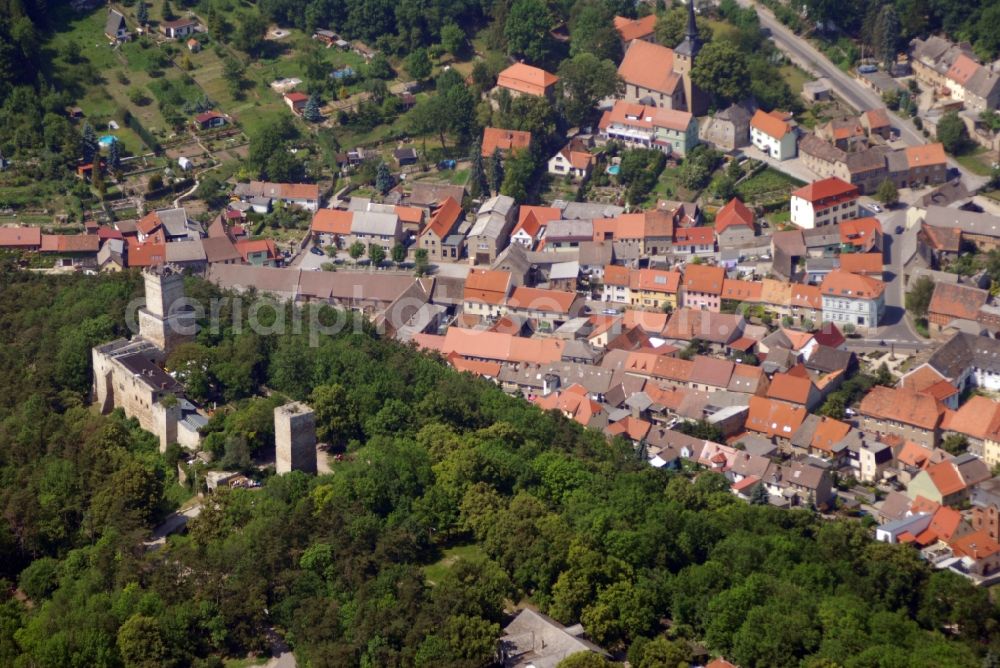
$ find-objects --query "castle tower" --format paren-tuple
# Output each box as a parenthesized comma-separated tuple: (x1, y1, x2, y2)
(138, 268, 195, 354)
(275, 402, 317, 475)
(674, 0, 708, 116)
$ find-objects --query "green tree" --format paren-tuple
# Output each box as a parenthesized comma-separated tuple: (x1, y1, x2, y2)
(80, 122, 98, 164)
(391, 242, 407, 264)
(876, 178, 898, 206)
(375, 162, 393, 195)
(223, 56, 246, 98)
(750, 482, 770, 505)
(137, 1, 148, 24)
(488, 147, 505, 195)
(505, 0, 554, 63)
(349, 241, 365, 261)
(905, 275, 934, 317)
(414, 248, 429, 276)
(637, 636, 691, 668)
(656, 6, 713, 48)
(557, 52, 623, 126)
(233, 10, 266, 54)
(941, 434, 968, 455)
(873, 4, 901, 70)
(440, 23, 465, 56)
(557, 653, 616, 667)
(405, 48, 433, 81)
(117, 614, 169, 668)
(500, 150, 535, 202)
(368, 243, 386, 266)
(303, 94, 323, 123)
(937, 111, 969, 154)
(468, 141, 489, 198)
(569, 0, 621, 62)
(311, 383, 361, 447)
(691, 40, 751, 105)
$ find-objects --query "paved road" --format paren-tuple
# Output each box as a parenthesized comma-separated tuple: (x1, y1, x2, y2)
(739, 0, 989, 191)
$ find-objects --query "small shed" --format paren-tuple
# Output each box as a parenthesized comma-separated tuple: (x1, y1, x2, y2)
(802, 78, 832, 103)
(178, 156, 193, 171)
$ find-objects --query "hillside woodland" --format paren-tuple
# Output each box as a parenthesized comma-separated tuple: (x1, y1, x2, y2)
(0, 266, 997, 667)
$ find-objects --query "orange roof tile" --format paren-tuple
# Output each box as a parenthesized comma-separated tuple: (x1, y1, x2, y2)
(482, 127, 532, 156)
(767, 372, 814, 405)
(311, 209, 353, 235)
(906, 143, 947, 169)
(449, 355, 502, 378)
(951, 529, 1000, 560)
(613, 14, 657, 42)
(859, 385, 944, 431)
(811, 416, 851, 452)
(863, 108, 891, 129)
(924, 460, 966, 497)
(0, 226, 41, 247)
(604, 264, 631, 287)
(633, 268, 681, 294)
(623, 309, 670, 334)
(820, 270, 885, 299)
(791, 177, 858, 206)
(947, 54, 980, 86)
(683, 264, 725, 295)
(927, 282, 988, 322)
(394, 205, 424, 225)
(721, 278, 762, 301)
(750, 109, 793, 139)
(507, 286, 578, 313)
(746, 396, 807, 438)
(607, 415, 652, 441)
(599, 101, 694, 134)
(617, 40, 679, 94)
(497, 62, 559, 96)
(126, 238, 166, 267)
(940, 395, 1000, 440)
(838, 252, 883, 275)
(901, 364, 949, 394)
(464, 269, 512, 305)
(839, 217, 882, 249)
(436, 327, 564, 365)
(715, 198, 754, 234)
(421, 197, 464, 240)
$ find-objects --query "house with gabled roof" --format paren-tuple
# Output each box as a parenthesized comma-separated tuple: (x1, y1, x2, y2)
(859, 385, 946, 448)
(496, 62, 559, 99)
(547, 139, 596, 180)
(790, 177, 859, 229)
(750, 109, 797, 160)
(104, 8, 129, 43)
(819, 270, 885, 330)
(482, 127, 532, 158)
(417, 197, 464, 262)
(715, 197, 755, 245)
(613, 14, 657, 45)
(681, 264, 725, 312)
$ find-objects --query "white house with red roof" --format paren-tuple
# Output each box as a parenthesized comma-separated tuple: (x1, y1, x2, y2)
(820, 269, 886, 329)
(790, 177, 859, 229)
(750, 109, 797, 160)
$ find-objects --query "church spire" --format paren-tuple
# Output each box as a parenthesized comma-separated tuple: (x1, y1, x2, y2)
(684, 0, 700, 56)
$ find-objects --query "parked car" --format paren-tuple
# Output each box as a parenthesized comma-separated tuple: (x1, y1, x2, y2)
(869, 203, 881, 213)
(437, 159, 456, 170)
(310, 246, 324, 256)
(895, 225, 904, 234)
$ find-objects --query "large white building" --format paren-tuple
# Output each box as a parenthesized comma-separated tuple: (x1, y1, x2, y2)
(750, 109, 797, 160)
(790, 177, 860, 229)
(819, 269, 885, 330)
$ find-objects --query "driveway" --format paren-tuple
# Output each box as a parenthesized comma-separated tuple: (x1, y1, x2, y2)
(741, 146, 818, 183)
(739, 0, 989, 191)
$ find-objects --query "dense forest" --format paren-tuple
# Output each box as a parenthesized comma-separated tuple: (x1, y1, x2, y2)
(0, 266, 998, 667)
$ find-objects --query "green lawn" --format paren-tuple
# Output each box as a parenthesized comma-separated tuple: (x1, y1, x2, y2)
(954, 147, 994, 177)
(779, 64, 810, 97)
(422, 544, 487, 585)
(736, 166, 804, 203)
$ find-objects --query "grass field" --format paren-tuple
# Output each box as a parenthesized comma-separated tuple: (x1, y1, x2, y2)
(954, 146, 994, 177)
(422, 544, 487, 585)
(779, 64, 810, 97)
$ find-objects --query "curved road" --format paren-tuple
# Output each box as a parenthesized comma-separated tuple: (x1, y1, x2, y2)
(738, 0, 989, 190)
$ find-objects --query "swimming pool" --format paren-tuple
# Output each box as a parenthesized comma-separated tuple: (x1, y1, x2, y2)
(607, 164, 620, 175)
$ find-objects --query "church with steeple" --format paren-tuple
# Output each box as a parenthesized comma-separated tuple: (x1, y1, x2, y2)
(616, 0, 708, 115)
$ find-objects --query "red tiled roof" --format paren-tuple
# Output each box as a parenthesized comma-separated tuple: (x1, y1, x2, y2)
(746, 396, 807, 438)
(905, 143, 947, 169)
(859, 385, 944, 431)
(464, 269, 512, 305)
(791, 177, 858, 206)
(633, 268, 680, 294)
(750, 109, 793, 139)
(599, 101, 693, 133)
(126, 238, 166, 267)
(421, 197, 463, 240)
(767, 372, 814, 405)
(819, 270, 885, 299)
(682, 264, 724, 295)
(924, 460, 966, 497)
(617, 40, 679, 94)
(838, 252, 883, 275)
(507, 287, 578, 313)
(721, 278, 762, 302)
(482, 127, 532, 156)
(613, 14, 657, 42)
(811, 417, 851, 452)
(715, 198, 754, 234)
(951, 529, 1000, 560)
(0, 226, 41, 248)
(497, 62, 559, 96)
(311, 209, 353, 235)
(928, 282, 988, 322)
(235, 238, 278, 262)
